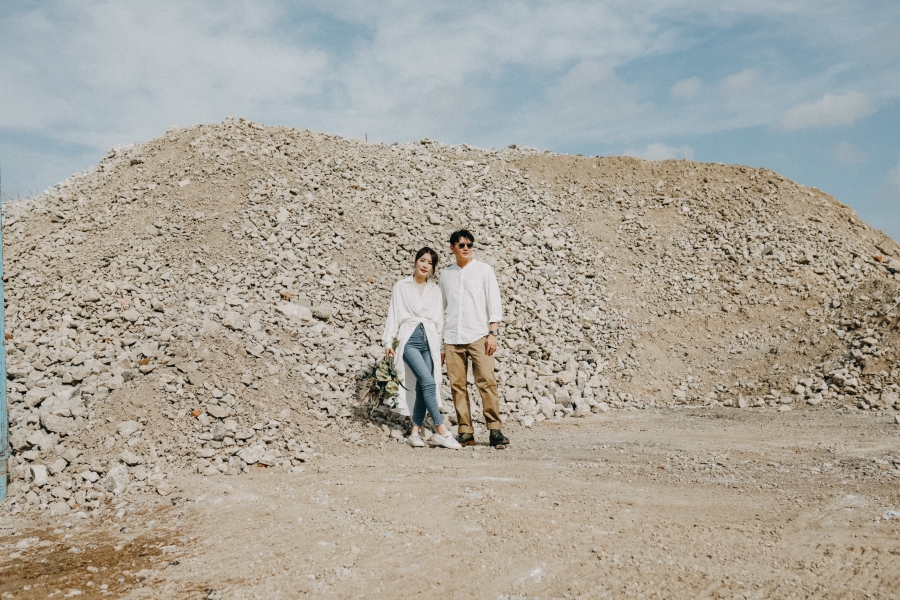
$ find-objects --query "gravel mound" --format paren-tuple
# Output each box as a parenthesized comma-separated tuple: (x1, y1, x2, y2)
(4, 117, 900, 515)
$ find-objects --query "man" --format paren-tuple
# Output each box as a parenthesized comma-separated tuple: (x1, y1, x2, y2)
(439, 229, 510, 448)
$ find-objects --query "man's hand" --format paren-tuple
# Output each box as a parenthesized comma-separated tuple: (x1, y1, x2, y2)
(485, 334, 498, 356)
(440, 353, 445, 367)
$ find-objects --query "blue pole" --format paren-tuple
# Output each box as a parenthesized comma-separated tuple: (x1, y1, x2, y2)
(0, 167, 6, 501)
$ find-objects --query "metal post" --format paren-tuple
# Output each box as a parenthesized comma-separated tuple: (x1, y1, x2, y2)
(0, 163, 7, 501)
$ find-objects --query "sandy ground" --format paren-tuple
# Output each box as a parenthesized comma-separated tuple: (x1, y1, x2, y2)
(3, 408, 900, 599)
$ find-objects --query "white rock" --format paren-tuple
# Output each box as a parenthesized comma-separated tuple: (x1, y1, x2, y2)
(41, 413, 75, 436)
(30, 464, 49, 487)
(79, 471, 100, 483)
(48, 501, 70, 517)
(47, 458, 68, 475)
(207, 405, 230, 419)
(275, 304, 312, 323)
(223, 311, 244, 330)
(238, 444, 268, 465)
(122, 309, 141, 323)
(117, 421, 142, 437)
(120, 450, 142, 466)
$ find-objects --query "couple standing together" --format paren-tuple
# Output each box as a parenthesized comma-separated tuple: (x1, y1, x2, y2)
(382, 229, 510, 450)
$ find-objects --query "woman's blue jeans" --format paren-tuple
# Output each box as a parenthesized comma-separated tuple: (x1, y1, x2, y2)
(403, 324, 444, 427)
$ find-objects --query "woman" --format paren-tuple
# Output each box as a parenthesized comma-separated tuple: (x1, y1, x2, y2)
(382, 247, 462, 449)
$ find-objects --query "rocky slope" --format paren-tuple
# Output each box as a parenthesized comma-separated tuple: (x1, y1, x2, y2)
(3, 117, 900, 516)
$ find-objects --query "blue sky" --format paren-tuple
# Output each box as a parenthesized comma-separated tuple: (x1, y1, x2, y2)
(2, 1, 899, 236)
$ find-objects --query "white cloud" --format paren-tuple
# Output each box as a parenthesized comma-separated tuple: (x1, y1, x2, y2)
(623, 143, 694, 161)
(670, 77, 702, 99)
(832, 141, 866, 166)
(0, 1, 898, 197)
(779, 91, 877, 130)
(720, 69, 763, 96)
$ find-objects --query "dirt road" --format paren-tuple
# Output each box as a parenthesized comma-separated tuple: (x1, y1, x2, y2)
(3, 408, 900, 599)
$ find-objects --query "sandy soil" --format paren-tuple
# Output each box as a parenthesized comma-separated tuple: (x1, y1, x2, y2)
(3, 409, 900, 599)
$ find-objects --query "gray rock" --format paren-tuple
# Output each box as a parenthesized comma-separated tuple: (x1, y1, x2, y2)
(103, 464, 131, 494)
(210, 423, 228, 441)
(521, 232, 537, 246)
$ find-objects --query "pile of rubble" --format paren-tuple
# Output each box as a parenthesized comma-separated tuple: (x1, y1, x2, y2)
(3, 117, 899, 516)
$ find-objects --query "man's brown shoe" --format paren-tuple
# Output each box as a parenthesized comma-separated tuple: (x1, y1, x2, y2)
(489, 430, 509, 449)
(456, 433, 475, 446)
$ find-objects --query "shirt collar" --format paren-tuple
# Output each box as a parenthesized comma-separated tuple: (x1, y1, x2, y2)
(450, 258, 478, 270)
(402, 276, 435, 287)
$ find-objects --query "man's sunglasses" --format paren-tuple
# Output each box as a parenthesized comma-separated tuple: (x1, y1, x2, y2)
(455, 242, 474, 249)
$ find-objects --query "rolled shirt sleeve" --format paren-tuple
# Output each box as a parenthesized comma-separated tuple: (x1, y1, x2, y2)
(382, 283, 400, 348)
(486, 266, 502, 325)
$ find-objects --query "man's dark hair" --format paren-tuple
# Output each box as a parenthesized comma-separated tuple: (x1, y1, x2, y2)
(413, 247, 439, 279)
(449, 229, 475, 246)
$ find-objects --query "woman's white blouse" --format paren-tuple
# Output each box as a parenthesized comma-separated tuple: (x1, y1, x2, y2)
(381, 277, 445, 417)
(382, 277, 444, 350)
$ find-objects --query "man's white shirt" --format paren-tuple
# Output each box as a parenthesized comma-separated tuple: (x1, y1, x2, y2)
(439, 258, 503, 345)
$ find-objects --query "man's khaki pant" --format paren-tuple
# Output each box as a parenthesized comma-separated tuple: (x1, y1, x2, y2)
(444, 337, 501, 433)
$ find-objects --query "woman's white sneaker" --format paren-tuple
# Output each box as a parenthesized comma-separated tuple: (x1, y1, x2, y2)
(407, 434, 425, 448)
(431, 433, 462, 450)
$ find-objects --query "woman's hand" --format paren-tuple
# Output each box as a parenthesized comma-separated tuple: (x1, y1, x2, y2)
(441, 353, 445, 367)
(385, 348, 395, 358)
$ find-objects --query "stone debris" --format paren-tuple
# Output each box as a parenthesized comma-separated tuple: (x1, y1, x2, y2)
(3, 117, 900, 516)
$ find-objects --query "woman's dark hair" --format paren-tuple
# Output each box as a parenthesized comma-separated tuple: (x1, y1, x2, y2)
(449, 229, 474, 246)
(414, 247, 439, 279)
